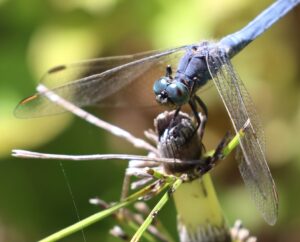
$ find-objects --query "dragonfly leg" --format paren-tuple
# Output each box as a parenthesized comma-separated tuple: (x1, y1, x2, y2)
(165, 65, 173, 78)
(194, 95, 208, 117)
(197, 112, 207, 141)
(189, 77, 208, 117)
(168, 107, 181, 127)
(186, 95, 208, 138)
(188, 98, 201, 133)
(166, 107, 181, 137)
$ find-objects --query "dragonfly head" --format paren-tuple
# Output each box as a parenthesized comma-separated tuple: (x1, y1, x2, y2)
(153, 77, 189, 107)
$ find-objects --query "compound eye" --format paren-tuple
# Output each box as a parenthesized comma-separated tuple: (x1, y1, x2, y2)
(166, 82, 189, 106)
(153, 77, 170, 95)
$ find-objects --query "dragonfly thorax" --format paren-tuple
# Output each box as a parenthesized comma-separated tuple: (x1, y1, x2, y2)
(175, 45, 212, 91)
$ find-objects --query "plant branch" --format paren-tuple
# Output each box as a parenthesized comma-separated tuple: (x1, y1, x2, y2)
(36, 84, 157, 154)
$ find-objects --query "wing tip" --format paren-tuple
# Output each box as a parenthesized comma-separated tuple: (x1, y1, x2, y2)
(14, 94, 39, 118)
(19, 94, 38, 105)
(265, 213, 277, 226)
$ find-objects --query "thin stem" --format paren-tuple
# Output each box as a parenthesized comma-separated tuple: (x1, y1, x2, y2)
(222, 119, 249, 157)
(131, 179, 182, 242)
(12, 149, 191, 165)
(37, 84, 157, 154)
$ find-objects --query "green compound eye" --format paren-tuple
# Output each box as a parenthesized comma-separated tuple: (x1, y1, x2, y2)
(153, 77, 170, 96)
(166, 82, 189, 106)
(153, 77, 189, 106)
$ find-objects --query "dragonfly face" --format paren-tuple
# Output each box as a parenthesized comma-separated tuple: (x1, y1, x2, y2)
(153, 43, 212, 108)
(153, 77, 190, 107)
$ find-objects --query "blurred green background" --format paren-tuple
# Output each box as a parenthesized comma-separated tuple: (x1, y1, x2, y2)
(0, 0, 299, 241)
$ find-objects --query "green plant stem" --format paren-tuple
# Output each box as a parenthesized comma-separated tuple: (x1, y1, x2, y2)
(39, 200, 130, 242)
(131, 178, 183, 242)
(222, 127, 245, 157)
(39, 178, 165, 242)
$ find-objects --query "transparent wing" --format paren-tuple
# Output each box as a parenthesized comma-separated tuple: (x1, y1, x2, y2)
(207, 48, 278, 225)
(15, 46, 187, 118)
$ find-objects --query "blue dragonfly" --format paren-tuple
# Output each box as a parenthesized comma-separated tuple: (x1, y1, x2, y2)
(15, 0, 300, 226)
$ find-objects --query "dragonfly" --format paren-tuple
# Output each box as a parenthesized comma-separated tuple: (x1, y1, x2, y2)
(15, 0, 300, 226)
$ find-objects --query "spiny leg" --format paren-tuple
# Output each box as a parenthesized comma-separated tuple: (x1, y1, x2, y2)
(188, 98, 201, 135)
(197, 112, 207, 141)
(195, 95, 208, 117)
(197, 112, 208, 153)
(166, 107, 181, 139)
(165, 65, 173, 78)
(168, 106, 181, 142)
(187, 95, 208, 139)
(189, 78, 208, 117)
